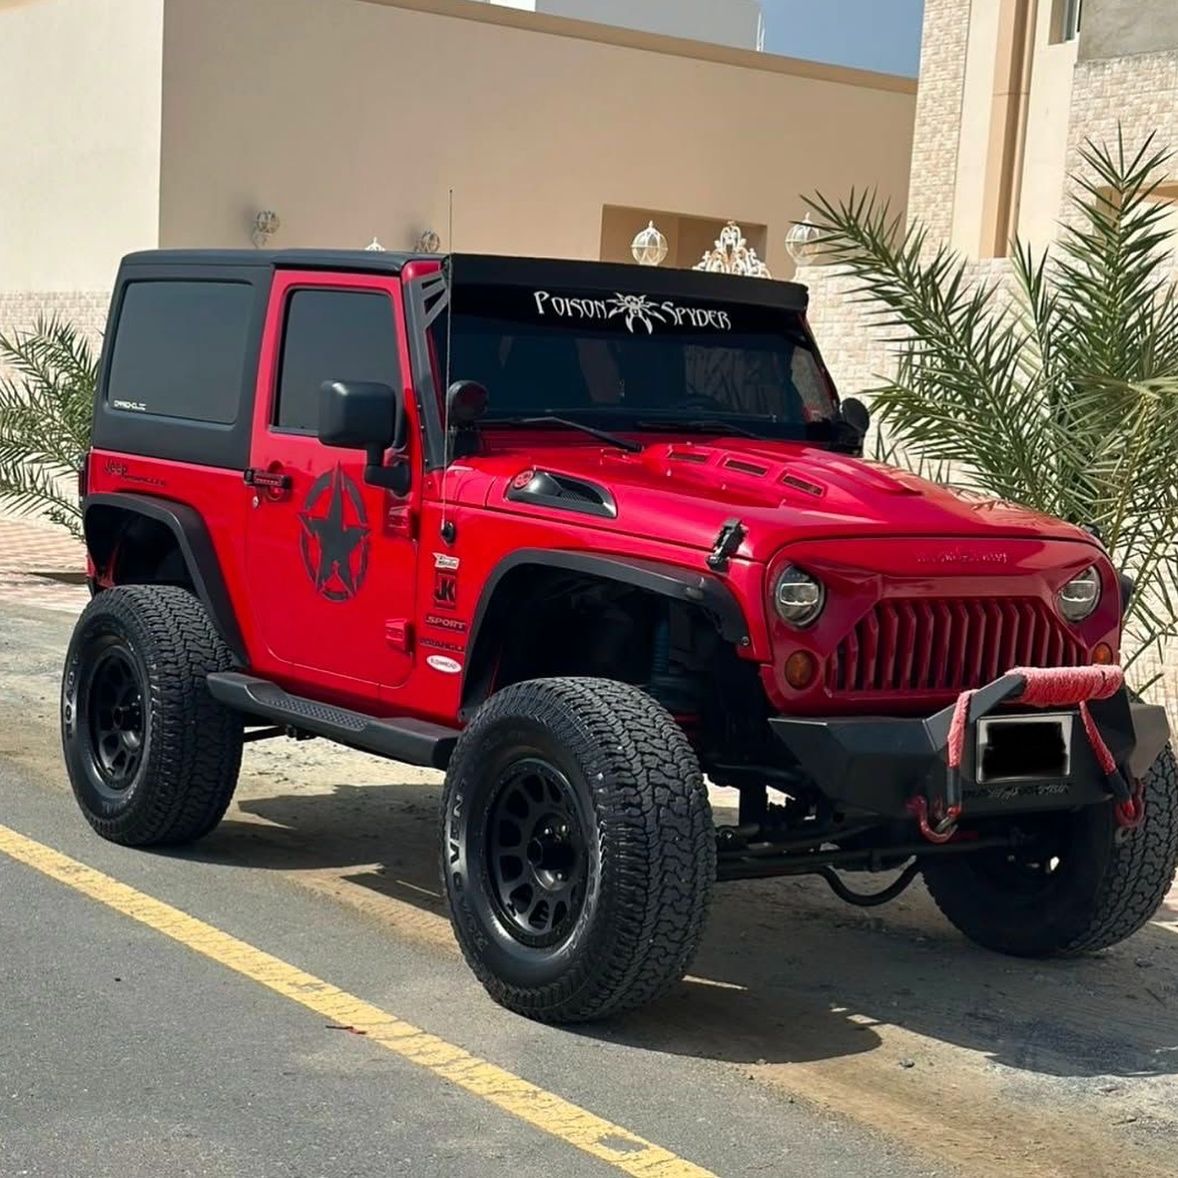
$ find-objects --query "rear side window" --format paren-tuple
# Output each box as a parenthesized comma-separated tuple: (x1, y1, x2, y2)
(275, 289, 400, 433)
(107, 281, 254, 424)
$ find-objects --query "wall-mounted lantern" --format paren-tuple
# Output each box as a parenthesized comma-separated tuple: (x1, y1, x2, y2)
(631, 221, 669, 266)
(251, 209, 280, 248)
(785, 213, 822, 266)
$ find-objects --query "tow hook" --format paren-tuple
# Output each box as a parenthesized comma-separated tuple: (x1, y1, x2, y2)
(907, 795, 962, 844)
(707, 518, 746, 571)
(1115, 779, 1146, 829)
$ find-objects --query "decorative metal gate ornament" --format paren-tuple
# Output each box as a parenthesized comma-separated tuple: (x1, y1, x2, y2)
(694, 221, 772, 278)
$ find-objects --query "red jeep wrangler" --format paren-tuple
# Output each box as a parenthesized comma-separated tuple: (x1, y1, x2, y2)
(64, 249, 1177, 1023)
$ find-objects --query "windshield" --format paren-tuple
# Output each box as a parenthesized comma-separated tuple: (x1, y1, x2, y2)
(429, 282, 838, 440)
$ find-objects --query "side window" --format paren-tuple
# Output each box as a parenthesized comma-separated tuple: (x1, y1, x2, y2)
(107, 281, 254, 424)
(275, 289, 400, 433)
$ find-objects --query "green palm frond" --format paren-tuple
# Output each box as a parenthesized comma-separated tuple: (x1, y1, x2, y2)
(0, 315, 98, 537)
(806, 129, 1178, 676)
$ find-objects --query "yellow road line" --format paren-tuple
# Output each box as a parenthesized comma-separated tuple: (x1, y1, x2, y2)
(0, 823, 713, 1178)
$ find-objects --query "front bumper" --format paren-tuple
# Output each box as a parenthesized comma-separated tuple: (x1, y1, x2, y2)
(769, 675, 1170, 821)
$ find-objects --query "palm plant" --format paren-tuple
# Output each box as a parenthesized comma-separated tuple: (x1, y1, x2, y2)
(0, 315, 97, 538)
(807, 131, 1178, 677)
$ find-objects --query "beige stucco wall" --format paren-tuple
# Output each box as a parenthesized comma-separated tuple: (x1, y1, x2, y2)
(1013, 3, 1077, 248)
(949, 0, 1003, 255)
(157, 0, 914, 278)
(1079, 0, 1178, 61)
(0, 0, 164, 293)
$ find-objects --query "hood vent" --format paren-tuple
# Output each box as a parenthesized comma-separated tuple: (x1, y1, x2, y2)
(722, 457, 769, 477)
(506, 469, 617, 519)
(781, 473, 823, 497)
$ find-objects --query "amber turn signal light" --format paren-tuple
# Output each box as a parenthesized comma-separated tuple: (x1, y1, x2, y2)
(1092, 642, 1116, 665)
(784, 651, 817, 689)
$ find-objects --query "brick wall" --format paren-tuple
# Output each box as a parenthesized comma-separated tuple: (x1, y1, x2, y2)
(0, 292, 108, 528)
(0, 291, 108, 353)
(1063, 50, 1178, 211)
(907, 0, 972, 244)
(800, 255, 1016, 403)
(798, 263, 894, 399)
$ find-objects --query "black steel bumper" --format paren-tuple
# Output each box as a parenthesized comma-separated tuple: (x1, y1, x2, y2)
(769, 676, 1170, 821)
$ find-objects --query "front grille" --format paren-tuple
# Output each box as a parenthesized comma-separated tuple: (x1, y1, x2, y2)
(827, 597, 1087, 695)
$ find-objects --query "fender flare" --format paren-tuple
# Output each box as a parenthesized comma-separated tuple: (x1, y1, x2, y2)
(460, 548, 750, 715)
(83, 492, 246, 664)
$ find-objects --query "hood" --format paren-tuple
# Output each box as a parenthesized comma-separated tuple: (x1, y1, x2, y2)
(452, 434, 1099, 562)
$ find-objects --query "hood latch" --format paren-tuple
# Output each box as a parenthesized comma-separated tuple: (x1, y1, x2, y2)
(707, 518, 746, 572)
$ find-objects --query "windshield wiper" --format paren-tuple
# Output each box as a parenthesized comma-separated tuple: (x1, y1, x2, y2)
(484, 415, 643, 453)
(633, 418, 765, 439)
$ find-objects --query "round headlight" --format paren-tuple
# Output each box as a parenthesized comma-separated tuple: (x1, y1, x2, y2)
(774, 566, 825, 627)
(1058, 566, 1101, 622)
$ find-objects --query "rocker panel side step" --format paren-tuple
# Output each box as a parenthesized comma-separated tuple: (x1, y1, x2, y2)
(206, 672, 458, 769)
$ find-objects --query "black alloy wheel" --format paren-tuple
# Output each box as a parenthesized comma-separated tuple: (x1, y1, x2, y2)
(486, 757, 589, 947)
(82, 643, 146, 794)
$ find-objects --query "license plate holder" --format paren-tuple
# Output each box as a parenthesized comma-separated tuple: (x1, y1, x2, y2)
(976, 713, 1072, 785)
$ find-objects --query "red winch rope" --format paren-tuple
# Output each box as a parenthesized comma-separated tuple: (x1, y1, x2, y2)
(945, 665, 1144, 829)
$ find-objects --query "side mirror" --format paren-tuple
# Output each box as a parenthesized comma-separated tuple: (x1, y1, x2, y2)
(446, 380, 489, 428)
(319, 380, 401, 450)
(319, 380, 411, 495)
(839, 396, 871, 436)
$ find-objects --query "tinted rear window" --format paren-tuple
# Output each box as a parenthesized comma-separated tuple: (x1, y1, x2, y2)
(107, 281, 254, 425)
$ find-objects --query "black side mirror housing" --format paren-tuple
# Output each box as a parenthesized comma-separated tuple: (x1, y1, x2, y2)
(319, 380, 400, 449)
(446, 380, 489, 428)
(831, 396, 870, 455)
(839, 396, 871, 436)
(319, 380, 411, 495)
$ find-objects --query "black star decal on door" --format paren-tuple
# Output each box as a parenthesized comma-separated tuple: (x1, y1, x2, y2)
(298, 465, 370, 602)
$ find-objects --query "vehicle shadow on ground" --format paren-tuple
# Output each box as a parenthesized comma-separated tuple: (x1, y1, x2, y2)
(178, 778, 1178, 1079)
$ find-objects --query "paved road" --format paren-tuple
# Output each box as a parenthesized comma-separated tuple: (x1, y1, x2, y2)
(1, 598, 1177, 1178)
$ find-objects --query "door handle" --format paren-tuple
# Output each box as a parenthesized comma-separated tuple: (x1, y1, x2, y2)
(244, 467, 293, 500)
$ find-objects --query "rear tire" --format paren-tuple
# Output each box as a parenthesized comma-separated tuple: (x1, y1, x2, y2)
(442, 677, 715, 1023)
(924, 745, 1178, 956)
(62, 585, 243, 847)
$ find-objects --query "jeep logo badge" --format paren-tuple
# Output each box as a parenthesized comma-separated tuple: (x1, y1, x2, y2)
(298, 465, 370, 602)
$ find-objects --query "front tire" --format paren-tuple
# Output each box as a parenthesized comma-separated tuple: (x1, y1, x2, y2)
(442, 677, 715, 1023)
(924, 745, 1178, 956)
(62, 585, 243, 847)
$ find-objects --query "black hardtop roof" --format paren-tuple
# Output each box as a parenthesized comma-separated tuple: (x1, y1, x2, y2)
(120, 250, 809, 310)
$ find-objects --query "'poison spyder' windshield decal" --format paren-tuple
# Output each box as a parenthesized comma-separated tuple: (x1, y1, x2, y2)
(533, 290, 733, 335)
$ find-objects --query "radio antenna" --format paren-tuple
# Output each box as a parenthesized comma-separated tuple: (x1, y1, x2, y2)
(440, 188, 456, 543)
